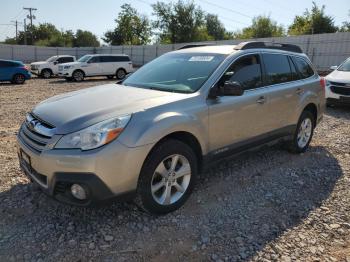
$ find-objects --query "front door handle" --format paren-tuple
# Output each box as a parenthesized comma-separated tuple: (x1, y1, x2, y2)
(256, 96, 266, 104)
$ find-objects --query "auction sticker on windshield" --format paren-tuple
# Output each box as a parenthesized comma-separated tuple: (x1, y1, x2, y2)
(189, 56, 214, 62)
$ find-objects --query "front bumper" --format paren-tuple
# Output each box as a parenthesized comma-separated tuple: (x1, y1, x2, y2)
(17, 136, 154, 206)
(30, 69, 40, 76)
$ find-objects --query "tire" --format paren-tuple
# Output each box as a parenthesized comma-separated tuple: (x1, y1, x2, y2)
(41, 69, 52, 79)
(135, 139, 198, 214)
(116, 68, 126, 80)
(107, 75, 114, 80)
(72, 70, 84, 82)
(287, 110, 315, 154)
(12, 74, 26, 84)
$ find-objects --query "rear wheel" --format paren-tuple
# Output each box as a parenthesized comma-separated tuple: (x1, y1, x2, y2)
(116, 68, 126, 80)
(72, 70, 84, 82)
(287, 111, 315, 153)
(135, 139, 197, 214)
(41, 69, 52, 79)
(12, 74, 26, 84)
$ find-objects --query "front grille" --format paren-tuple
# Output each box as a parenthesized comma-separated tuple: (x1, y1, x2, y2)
(18, 114, 55, 153)
(330, 86, 350, 96)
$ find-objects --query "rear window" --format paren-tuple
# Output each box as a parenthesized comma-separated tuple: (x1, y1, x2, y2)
(292, 56, 314, 79)
(0, 61, 19, 67)
(100, 56, 130, 62)
(262, 53, 292, 85)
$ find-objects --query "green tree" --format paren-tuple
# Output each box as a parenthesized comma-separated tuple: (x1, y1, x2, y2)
(234, 15, 285, 39)
(288, 2, 337, 35)
(205, 14, 226, 40)
(152, 0, 206, 43)
(73, 29, 100, 47)
(103, 4, 151, 45)
(339, 10, 350, 32)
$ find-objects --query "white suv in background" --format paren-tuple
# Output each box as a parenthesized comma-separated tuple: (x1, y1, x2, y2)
(325, 57, 350, 106)
(58, 54, 134, 82)
(30, 55, 76, 78)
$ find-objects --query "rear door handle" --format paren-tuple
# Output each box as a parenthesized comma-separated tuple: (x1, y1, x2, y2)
(296, 88, 304, 95)
(256, 96, 266, 104)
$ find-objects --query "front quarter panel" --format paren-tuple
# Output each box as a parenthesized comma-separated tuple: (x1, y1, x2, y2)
(118, 96, 209, 155)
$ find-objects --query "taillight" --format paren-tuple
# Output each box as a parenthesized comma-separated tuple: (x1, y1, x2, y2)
(21, 66, 29, 71)
(320, 77, 326, 90)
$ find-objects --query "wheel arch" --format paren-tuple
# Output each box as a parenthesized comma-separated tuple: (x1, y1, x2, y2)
(302, 103, 318, 125)
(144, 131, 203, 173)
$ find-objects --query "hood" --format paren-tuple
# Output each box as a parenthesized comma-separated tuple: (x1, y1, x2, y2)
(326, 70, 350, 83)
(32, 84, 190, 134)
(60, 61, 82, 67)
(31, 61, 49, 66)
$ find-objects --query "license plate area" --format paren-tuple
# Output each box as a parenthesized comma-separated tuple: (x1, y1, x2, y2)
(19, 149, 31, 171)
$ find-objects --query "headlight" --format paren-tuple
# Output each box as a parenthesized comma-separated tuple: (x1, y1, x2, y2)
(55, 115, 131, 150)
(64, 65, 73, 69)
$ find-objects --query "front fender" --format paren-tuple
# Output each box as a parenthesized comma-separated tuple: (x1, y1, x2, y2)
(118, 111, 209, 154)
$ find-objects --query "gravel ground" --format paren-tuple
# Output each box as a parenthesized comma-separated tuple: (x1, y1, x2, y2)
(0, 77, 349, 262)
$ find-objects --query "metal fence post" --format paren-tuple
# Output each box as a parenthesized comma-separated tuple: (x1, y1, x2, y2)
(11, 46, 14, 60)
(155, 45, 158, 58)
(130, 46, 133, 61)
(142, 45, 145, 65)
(34, 46, 37, 61)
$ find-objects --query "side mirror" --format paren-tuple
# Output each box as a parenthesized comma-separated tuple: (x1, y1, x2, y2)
(208, 81, 244, 98)
(221, 81, 244, 96)
(330, 65, 338, 70)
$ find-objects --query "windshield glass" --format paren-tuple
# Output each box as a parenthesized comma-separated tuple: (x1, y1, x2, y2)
(338, 58, 350, 71)
(78, 55, 92, 63)
(123, 53, 226, 93)
(46, 56, 58, 62)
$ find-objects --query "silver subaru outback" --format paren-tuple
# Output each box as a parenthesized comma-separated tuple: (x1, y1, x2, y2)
(17, 42, 325, 214)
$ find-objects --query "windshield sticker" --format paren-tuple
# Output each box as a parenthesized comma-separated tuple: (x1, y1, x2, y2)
(189, 56, 214, 62)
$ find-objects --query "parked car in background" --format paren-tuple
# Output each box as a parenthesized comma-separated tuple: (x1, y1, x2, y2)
(30, 55, 76, 78)
(325, 57, 350, 106)
(57, 54, 133, 82)
(0, 59, 31, 84)
(17, 42, 325, 214)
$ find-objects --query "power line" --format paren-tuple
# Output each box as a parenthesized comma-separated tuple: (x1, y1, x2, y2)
(197, 0, 252, 19)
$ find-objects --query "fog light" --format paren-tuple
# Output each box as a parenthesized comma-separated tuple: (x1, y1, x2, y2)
(71, 184, 87, 200)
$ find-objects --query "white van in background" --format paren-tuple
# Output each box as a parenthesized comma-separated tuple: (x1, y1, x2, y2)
(58, 54, 134, 81)
(30, 55, 76, 78)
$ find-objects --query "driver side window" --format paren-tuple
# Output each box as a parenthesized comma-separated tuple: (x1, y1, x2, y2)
(219, 54, 263, 90)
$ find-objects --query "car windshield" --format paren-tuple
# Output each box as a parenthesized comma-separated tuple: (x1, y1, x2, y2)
(123, 52, 226, 93)
(78, 55, 92, 62)
(338, 58, 350, 72)
(46, 56, 58, 62)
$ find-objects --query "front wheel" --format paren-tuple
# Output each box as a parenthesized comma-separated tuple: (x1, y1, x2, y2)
(287, 111, 315, 153)
(135, 139, 197, 214)
(72, 70, 84, 82)
(116, 69, 126, 80)
(41, 69, 52, 79)
(12, 74, 26, 84)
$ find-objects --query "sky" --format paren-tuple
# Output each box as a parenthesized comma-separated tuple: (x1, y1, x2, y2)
(0, 0, 349, 43)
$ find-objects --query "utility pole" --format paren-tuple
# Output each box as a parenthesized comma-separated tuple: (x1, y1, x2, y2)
(23, 7, 37, 44)
(23, 18, 27, 45)
(11, 20, 22, 42)
(23, 7, 37, 28)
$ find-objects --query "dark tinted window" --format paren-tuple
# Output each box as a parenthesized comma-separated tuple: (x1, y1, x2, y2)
(263, 54, 292, 85)
(0, 61, 18, 68)
(100, 56, 130, 62)
(88, 56, 101, 63)
(57, 57, 74, 63)
(288, 56, 300, 80)
(292, 56, 314, 78)
(219, 54, 262, 90)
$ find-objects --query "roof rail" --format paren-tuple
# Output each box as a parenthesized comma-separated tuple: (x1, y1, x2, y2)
(234, 41, 303, 53)
(178, 44, 212, 50)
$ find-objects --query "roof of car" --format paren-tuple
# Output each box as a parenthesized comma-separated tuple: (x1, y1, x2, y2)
(89, 54, 129, 56)
(174, 45, 237, 55)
